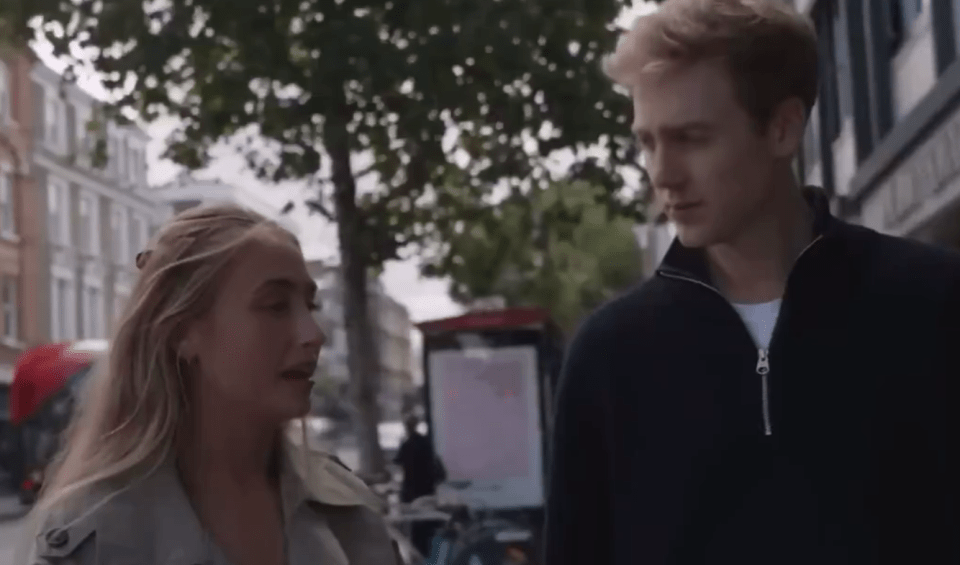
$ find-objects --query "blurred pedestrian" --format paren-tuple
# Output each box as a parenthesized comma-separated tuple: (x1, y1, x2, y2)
(394, 414, 446, 555)
(545, 1, 960, 564)
(18, 205, 402, 565)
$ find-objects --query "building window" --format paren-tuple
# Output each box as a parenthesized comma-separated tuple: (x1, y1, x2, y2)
(119, 138, 127, 180)
(885, 0, 924, 54)
(44, 93, 67, 152)
(78, 192, 100, 256)
(1, 275, 18, 342)
(813, 1, 851, 145)
(82, 284, 103, 339)
(113, 293, 127, 322)
(0, 61, 10, 124)
(47, 177, 71, 246)
(129, 147, 142, 184)
(50, 276, 76, 341)
(74, 105, 93, 164)
(111, 206, 129, 264)
(0, 171, 14, 239)
(131, 214, 148, 254)
(108, 134, 119, 176)
(831, 0, 853, 131)
(953, 0, 960, 53)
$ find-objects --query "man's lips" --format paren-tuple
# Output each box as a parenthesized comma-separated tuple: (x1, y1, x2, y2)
(669, 202, 702, 211)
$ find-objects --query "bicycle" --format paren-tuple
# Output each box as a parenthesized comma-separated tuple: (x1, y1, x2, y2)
(421, 481, 540, 565)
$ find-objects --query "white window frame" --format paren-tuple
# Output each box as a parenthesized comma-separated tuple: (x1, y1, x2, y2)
(108, 133, 120, 177)
(118, 137, 127, 180)
(0, 61, 10, 125)
(78, 191, 100, 256)
(2, 275, 18, 343)
(47, 176, 71, 246)
(128, 145, 141, 185)
(74, 104, 92, 165)
(0, 168, 14, 240)
(44, 91, 67, 153)
(131, 213, 149, 254)
(113, 289, 129, 324)
(81, 280, 104, 339)
(50, 273, 76, 342)
(111, 205, 129, 264)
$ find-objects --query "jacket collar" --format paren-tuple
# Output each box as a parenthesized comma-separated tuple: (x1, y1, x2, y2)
(656, 186, 840, 285)
(36, 441, 382, 565)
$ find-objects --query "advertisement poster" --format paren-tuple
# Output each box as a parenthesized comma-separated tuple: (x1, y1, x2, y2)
(428, 345, 544, 509)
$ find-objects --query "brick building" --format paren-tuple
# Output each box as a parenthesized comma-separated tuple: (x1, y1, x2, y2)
(0, 51, 42, 394)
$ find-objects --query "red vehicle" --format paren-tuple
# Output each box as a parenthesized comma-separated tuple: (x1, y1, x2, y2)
(9, 340, 107, 504)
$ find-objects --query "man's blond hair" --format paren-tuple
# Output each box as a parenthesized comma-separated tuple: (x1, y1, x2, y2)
(605, 0, 819, 128)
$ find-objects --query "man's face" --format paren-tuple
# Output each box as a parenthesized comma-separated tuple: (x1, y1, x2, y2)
(632, 59, 782, 248)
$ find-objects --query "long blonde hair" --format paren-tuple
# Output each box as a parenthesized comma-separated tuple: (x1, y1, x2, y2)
(18, 204, 311, 562)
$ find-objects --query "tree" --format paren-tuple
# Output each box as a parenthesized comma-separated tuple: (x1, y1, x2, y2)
(1, 0, 639, 473)
(424, 179, 643, 333)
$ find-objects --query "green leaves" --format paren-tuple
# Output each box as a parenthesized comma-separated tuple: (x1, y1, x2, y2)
(423, 179, 643, 333)
(2, 0, 647, 325)
(2, 0, 638, 263)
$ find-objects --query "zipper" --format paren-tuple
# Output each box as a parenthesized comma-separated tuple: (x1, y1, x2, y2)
(756, 348, 771, 435)
(656, 235, 825, 437)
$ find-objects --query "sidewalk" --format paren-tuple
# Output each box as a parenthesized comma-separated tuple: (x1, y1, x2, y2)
(0, 495, 27, 523)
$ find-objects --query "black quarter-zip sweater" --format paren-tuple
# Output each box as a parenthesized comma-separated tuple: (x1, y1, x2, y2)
(544, 189, 960, 565)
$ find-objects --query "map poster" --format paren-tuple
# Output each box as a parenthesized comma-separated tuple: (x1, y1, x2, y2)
(427, 345, 545, 509)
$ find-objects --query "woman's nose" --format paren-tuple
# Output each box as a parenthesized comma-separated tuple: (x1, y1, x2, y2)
(299, 311, 326, 349)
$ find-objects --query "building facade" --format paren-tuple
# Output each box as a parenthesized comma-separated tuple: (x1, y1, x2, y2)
(0, 51, 42, 403)
(154, 174, 299, 236)
(32, 63, 165, 342)
(307, 261, 414, 421)
(794, 0, 960, 247)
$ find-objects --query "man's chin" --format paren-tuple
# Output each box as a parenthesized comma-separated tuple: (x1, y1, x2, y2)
(675, 226, 714, 249)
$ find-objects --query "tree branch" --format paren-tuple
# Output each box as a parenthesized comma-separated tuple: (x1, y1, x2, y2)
(305, 198, 336, 221)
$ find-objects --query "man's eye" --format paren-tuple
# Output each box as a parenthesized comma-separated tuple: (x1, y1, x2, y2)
(267, 302, 290, 313)
(680, 133, 709, 145)
(308, 301, 321, 312)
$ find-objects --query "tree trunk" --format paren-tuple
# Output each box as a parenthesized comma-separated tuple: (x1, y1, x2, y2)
(325, 92, 386, 476)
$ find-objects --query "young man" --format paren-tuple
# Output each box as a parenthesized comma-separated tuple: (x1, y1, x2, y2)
(544, 1, 960, 564)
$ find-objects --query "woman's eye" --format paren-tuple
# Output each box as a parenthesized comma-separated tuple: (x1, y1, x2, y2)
(267, 302, 290, 313)
(308, 301, 321, 312)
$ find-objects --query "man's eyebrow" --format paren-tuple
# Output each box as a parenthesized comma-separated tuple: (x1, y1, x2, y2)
(633, 121, 714, 136)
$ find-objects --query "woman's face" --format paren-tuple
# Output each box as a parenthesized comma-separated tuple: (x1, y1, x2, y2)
(185, 230, 325, 425)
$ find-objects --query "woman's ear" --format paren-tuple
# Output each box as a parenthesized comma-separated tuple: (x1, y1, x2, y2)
(178, 328, 200, 361)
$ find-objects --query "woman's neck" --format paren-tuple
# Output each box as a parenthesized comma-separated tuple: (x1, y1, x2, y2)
(177, 409, 282, 491)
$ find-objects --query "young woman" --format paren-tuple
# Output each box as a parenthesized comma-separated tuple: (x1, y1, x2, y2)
(19, 205, 400, 565)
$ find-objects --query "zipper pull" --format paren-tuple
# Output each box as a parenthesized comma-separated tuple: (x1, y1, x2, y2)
(756, 349, 770, 375)
(756, 349, 772, 436)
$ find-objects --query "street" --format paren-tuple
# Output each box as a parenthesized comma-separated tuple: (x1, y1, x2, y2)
(0, 495, 27, 565)
(0, 517, 20, 564)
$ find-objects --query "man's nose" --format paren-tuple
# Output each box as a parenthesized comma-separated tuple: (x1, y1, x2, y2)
(648, 145, 685, 191)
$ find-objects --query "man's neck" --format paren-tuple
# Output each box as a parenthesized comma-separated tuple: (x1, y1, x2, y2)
(706, 181, 813, 304)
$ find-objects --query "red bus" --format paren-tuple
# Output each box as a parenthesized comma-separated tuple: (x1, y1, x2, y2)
(9, 340, 107, 503)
